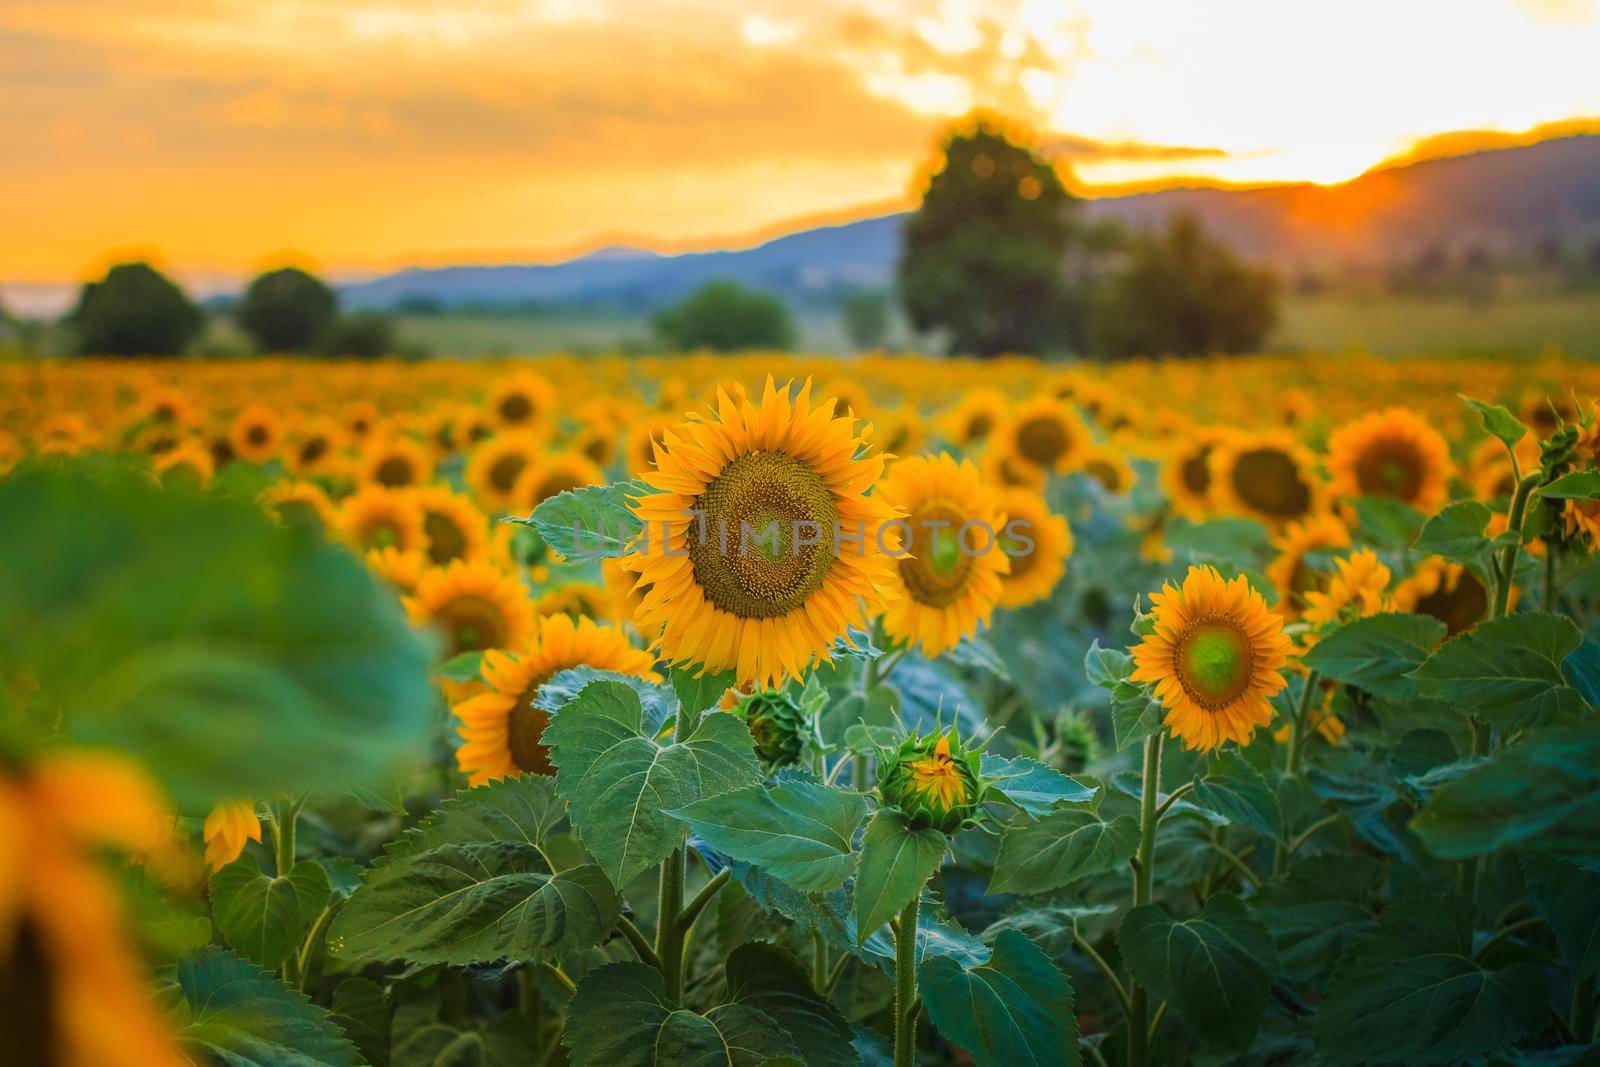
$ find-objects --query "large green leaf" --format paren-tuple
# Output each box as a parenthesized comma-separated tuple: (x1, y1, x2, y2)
(918, 929, 1078, 1067)
(667, 779, 867, 893)
(0, 464, 434, 811)
(1540, 469, 1600, 500)
(1409, 613, 1587, 729)
(980, 755, 1096, 815)
(1315, 894, 1546, 1065)
(854, 809, 947, 942)
(1250, 855, 1377, 987)
(329, 776, 618, 965)
(211, 855, 332, 971)
(1462, 395, 1527, 450)
(391, 1013, 537, 1067)
(1118, 893, 1277, 1050)
(1085, 641, 1162, 751)
(1413, 500, 1499, 575)
(508, 479, 653, 560)
(1301, 613, 1446, 700)
(1521, 853, 1600, 982)
(170, 946, 360, 1066)
(671, 666, 737, 718)
(1190, 750, 1281, 839)
(545, 680, 761, 886)
(1412, 727, 1600, 858)
(563, 944, 854, 1067)
(989, 810, 1138, 895)
(329, 978, 390, 1067)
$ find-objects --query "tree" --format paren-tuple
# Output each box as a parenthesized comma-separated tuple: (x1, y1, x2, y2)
(70, 261, 202, 357)
(840, 289, 891, 350)
(897, 114, 1078, 357)
(317, 314, 395, 359)
(237, 266, 338, 353)
(1088, 214, 1279, 359)
(652, 281, 795, 352)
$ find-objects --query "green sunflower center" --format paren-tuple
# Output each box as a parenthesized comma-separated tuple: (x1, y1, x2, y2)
(688, 450, 839, 619)
(1231, 448, 1311, 518)
(1015, 415, 1069, 467)
(1175, 618, 1255, 710)
(899, 500, 977, 608)
(1354, 440, 1423, 501)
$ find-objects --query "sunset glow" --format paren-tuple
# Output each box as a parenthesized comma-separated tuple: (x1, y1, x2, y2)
(4, 0, 1599, 284)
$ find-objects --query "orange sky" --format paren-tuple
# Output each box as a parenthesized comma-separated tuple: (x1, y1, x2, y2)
(4, 0, 1600, 288)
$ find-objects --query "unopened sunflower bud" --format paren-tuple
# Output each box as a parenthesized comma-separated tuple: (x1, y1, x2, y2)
(877, 728, 985, 834)
(737, 686, 808, 769)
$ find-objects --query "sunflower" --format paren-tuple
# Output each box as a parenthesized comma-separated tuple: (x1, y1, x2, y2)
(536, 582, 614, 621)
(453, 405, 496, 450)
(202, 799, 262, 873)
(510, 451, 605, 515)
(1081, 446, 1136, 495)
(1301, 549, 1393, 631)
(629, 378, 899, 688)
(980, 445, 1048, 490)
(153, 440, 215, 487)
(338, 485, 426, 553)
(1129, 566, 1291, 752)
(342, 401, 381, 443)
(995, 488, 1072, 608)
(942, 389, 1008, 450)
(1000, 396, 1090, 475)
(570, 420, 620, 469)
(0, 752, 188, 1066)
(877, 453, 1010, 657)
(131, 423, 186, 456)
(137, 386, 198, 428)
(486, 371, 557, 431)
(407, 558, 537, 659)
(1272, 685, 1346, 746)
(603, 557, 647, 624)
(626, 413, 678, 475)
(1326, 408, 1452, 512)
(412, 486, 489, 566)
(285, 418, 344, 476)
(452, 615, 659, 784)
(360, 434, 434, 489)
(1266, 514, 1351, 617)
(465, 431, 545, 512)
(877, 405, 927, 459)
(367, 546, 429, 596)
(1520, 389, 1578, 438)
(1394, 557, 1492, 637)
(419, 407, 463, 458)
(1161, 427, 1232, 517)
(1564, 497, 1600, 548)
(230, 405, 282, 465)
(1209, 430, 1325, 527)
(259, 480, 338, 534)
(37, 413, 98, 455)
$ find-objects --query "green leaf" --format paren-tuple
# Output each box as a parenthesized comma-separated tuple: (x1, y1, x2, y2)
(391, 1011, 537, 1067)
(1562, 634, 1600, 707)
(1409, 612, 1586, 729)
(947, 634, 1011, 680)
(1118, 893, 1277, 1050)
(1250, 855, 1377, 986)
(437, 650, 484, 684)
(1315, 894, 1545, 1065)
(1087, 641, 1163, 751)
(1351, 495, 1425, 549)
(1413, 727, 1600, 858)
(1301, 612, 1446, 700)
(1191, 750, 1281, 839)
(329, 977, 390, 1067)
(211, 855, 331, 971)
(666, 779, 868, 893)
(1083, 641, 1132, 690)
(827, 624, 884, 661)
(919, 928, 1079, 1067)
(1413, 500, 1497, 572)
(508, 479, 653, 560)
(329, 776, 617, 965)
(1462, 395, 1528, 449)
(990, 811, 1139, 895)
(170, 946, 360, 1066)
(1521, 853, 1600, 981)
(671, 666, 736, 718)
(1164, 517, 1270, 561)
(1540, 469, 1600, 500)
(545, 680, 760, 886)
(564, 946, 854, 1067)
(0, 464, 434, 812)
(854, 809, 947, 942)
(980, 754, 1096, 815)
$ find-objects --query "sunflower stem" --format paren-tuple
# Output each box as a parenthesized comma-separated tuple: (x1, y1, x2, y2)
(656, 849, 687, 1003)
(892, 894, 921, 1067)
(1572, 976, 1596, 1043)
(675, 867, 730, 934)
(1127, 731, 1162, 1067)
(1493, 474, 1537, 620)
(1542, 548, 1558, 612)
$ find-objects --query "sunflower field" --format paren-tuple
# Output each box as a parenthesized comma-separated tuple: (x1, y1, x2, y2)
(3, 352, 1600, 1067)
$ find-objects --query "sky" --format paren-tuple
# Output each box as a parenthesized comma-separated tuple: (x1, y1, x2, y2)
(4, 0, 1600, 292)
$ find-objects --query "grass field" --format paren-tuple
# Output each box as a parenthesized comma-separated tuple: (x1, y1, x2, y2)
(389, 291, 1600, 359)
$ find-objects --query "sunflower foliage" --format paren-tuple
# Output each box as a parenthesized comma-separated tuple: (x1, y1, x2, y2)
(9, 371, 1600, 1067)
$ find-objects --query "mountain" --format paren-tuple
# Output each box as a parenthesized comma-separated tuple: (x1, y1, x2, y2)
(341, 135, 1600, 311)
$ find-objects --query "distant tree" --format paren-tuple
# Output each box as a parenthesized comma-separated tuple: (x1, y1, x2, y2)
(317, 314, 396, 359)
(652, 281, 795, 352)
(70, 261, 202, 357)
(238, 266, 338, 353)
(1088, 214, 1279, 359)
(898, 114, 1078, 357)
(840, 289, 891, 350)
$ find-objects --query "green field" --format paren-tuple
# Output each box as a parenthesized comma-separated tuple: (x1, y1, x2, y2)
(390, 291, 1600, 359)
